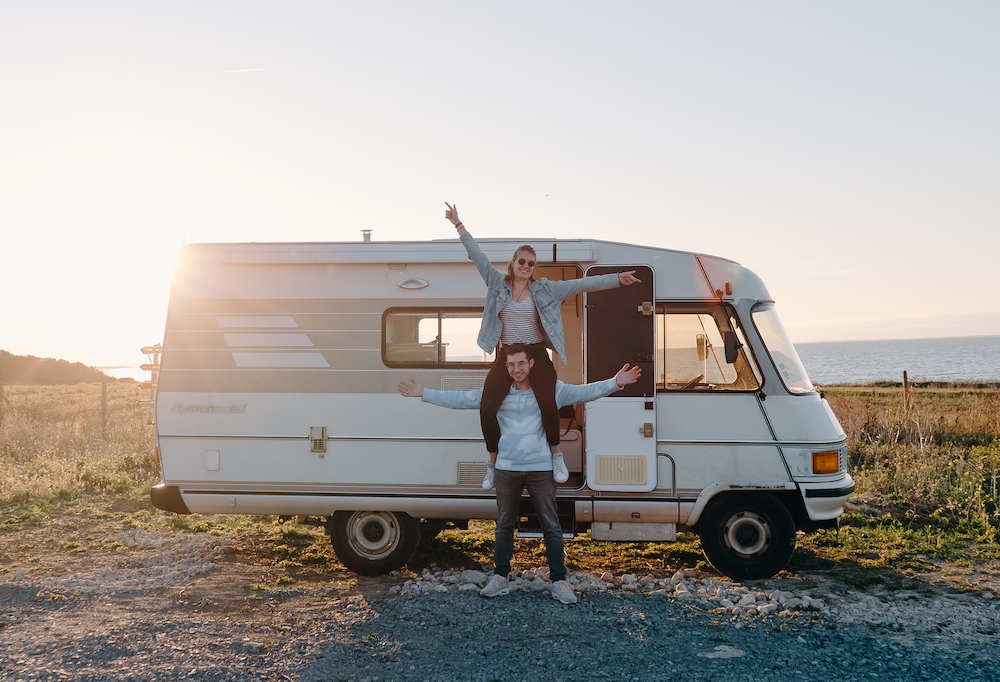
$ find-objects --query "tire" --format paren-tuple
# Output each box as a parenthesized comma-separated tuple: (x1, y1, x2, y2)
(698, 493, 796, 580)
(328, 511, 420, 576)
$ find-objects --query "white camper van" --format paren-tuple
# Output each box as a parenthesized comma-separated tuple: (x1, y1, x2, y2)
(148, 236, 854, 580)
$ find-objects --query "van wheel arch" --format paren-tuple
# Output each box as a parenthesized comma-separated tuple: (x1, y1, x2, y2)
(697, 492, 796, 580)
(327, 511, 420, 576)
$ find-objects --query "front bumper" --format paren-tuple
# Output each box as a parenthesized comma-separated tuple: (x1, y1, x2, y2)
(799, 474, 856, 521)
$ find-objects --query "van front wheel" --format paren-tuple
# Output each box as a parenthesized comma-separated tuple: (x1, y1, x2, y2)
(328, 511, 420, 576)
(698, 493, 796, 579)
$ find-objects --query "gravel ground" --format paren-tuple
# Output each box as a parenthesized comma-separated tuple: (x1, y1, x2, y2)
(2, 534, 999, 682)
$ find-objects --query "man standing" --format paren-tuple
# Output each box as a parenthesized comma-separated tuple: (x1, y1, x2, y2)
(397, 343, 640, 604)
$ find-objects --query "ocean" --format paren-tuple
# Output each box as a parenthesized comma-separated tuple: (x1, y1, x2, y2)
(795, 335, 1000, 385)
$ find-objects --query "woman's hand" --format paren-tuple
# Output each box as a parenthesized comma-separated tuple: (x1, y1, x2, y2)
(618, 270, 641, 286)
(444, 202, 466, 234)
(615, 363, 642, 388)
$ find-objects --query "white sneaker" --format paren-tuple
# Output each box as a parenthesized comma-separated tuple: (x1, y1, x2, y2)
(480, 574, 510, 598)
(551, 452, 569, 483)
(551, 579, 577, 604)
(482, 463, 496, 490)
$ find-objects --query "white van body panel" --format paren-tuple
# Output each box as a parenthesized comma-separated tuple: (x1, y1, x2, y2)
(149, 236, 854, 578)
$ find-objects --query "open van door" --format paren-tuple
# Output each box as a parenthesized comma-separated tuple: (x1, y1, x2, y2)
(584, 265, 656, 492)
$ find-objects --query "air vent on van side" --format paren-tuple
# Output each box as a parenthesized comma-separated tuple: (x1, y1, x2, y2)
(595, 455, 648, 486)
(442, 376, 487, 391)
(458, 462, 488, 485)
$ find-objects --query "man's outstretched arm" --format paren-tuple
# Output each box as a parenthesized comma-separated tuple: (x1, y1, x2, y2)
(553, 364, 642, 407)
(398, 379, 484, 410)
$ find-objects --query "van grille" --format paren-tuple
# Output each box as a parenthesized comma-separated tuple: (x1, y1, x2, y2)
(595, 455, 647, 486)
(458, 462, 488, 486)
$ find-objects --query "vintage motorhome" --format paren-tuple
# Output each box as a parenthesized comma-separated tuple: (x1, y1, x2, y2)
(147, 235, 854, 579)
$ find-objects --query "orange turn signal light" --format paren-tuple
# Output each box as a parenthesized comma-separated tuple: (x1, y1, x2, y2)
(812, 450, 840, 474)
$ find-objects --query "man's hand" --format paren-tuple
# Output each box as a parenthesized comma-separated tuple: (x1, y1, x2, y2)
(397, 379, 424, 398)
(618, 270, 641, 286)
(614, 363, 642, 388)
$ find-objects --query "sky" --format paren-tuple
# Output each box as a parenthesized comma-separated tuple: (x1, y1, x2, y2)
(1, 1, 998, 377)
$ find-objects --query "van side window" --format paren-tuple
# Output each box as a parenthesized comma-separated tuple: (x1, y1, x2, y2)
(383, 308, 495, 367)
(655, 304, 761, 391)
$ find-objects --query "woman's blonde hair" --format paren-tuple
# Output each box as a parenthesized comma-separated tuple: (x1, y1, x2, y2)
(505, 245, 538, 283)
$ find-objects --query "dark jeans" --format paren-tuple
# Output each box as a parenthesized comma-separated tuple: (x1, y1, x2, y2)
(480, 342, 560, 453)
(493, 469, 566, 582)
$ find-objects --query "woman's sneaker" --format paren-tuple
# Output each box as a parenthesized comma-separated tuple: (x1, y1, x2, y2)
(551, 453, 569, 483)
(480, 574, 510, 598)
(550, 580, 577, 604)
(482, 463, 496, 489)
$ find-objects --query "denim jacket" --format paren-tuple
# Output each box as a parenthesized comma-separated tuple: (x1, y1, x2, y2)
(460, 231, 620, 363)
(422, 378, 621, 471)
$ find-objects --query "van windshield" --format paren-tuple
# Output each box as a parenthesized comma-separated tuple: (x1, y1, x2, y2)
(751, 304, 815, 394)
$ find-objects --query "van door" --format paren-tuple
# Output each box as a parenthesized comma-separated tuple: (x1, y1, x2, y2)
(583, 265, 657, 492)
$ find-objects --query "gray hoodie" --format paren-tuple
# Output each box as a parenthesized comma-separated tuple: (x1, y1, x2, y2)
(422, 377, 621, 472)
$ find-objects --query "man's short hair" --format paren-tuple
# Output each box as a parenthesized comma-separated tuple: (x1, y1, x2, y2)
(503, 343, 528, 360)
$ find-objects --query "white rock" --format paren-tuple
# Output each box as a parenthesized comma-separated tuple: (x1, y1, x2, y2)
(622, 574, 638, 585)
(458, 583, 480, 592)
(720, 599, 734, 609)
(460, 569, 487, 585)
(739, 594, 756, 606)
(698, 645, 746, 659)
(601, 571, 614, 583)
(14, 569, 24, 582)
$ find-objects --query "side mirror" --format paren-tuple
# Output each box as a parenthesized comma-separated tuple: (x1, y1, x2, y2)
(724, 331, 740, 364)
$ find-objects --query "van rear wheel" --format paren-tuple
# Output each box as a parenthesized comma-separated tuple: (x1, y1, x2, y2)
(328, 511, 420, 576)
(698, 493, 796, 579)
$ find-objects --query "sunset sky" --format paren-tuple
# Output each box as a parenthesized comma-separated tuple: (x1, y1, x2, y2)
(1, 2, 997, 376)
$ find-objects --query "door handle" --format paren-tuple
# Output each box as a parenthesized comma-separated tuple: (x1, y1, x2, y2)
(640, 423, 654, 437)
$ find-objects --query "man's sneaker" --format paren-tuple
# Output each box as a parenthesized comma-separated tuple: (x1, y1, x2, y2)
(480, 574, 510, 598)
(551, 580, 577, 604)
(551, 453, 569, 483)
(482, 463, 496, 490)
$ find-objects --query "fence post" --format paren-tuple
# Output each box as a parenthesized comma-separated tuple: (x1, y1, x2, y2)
(102, 379, 108, 439)
(902, 370, 909, 418)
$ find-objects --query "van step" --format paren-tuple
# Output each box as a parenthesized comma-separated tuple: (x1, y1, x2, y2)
(516, 528, 576, 539)
(516, 498, 576, 539)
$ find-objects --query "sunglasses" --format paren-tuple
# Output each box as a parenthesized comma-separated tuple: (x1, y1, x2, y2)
(516, 258, 536, 267)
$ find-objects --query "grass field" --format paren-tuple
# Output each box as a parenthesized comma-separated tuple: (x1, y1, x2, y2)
(1, 382, 998, 584)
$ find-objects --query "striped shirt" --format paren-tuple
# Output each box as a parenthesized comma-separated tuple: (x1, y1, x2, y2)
(499, 297, 545, 344)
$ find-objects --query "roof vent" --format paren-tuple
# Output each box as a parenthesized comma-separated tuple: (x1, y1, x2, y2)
(361, 229, 372, 242)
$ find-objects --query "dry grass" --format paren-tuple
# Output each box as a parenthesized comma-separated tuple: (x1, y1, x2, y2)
(0, 382, 158, 509)
(824, 384, 1000, 529)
